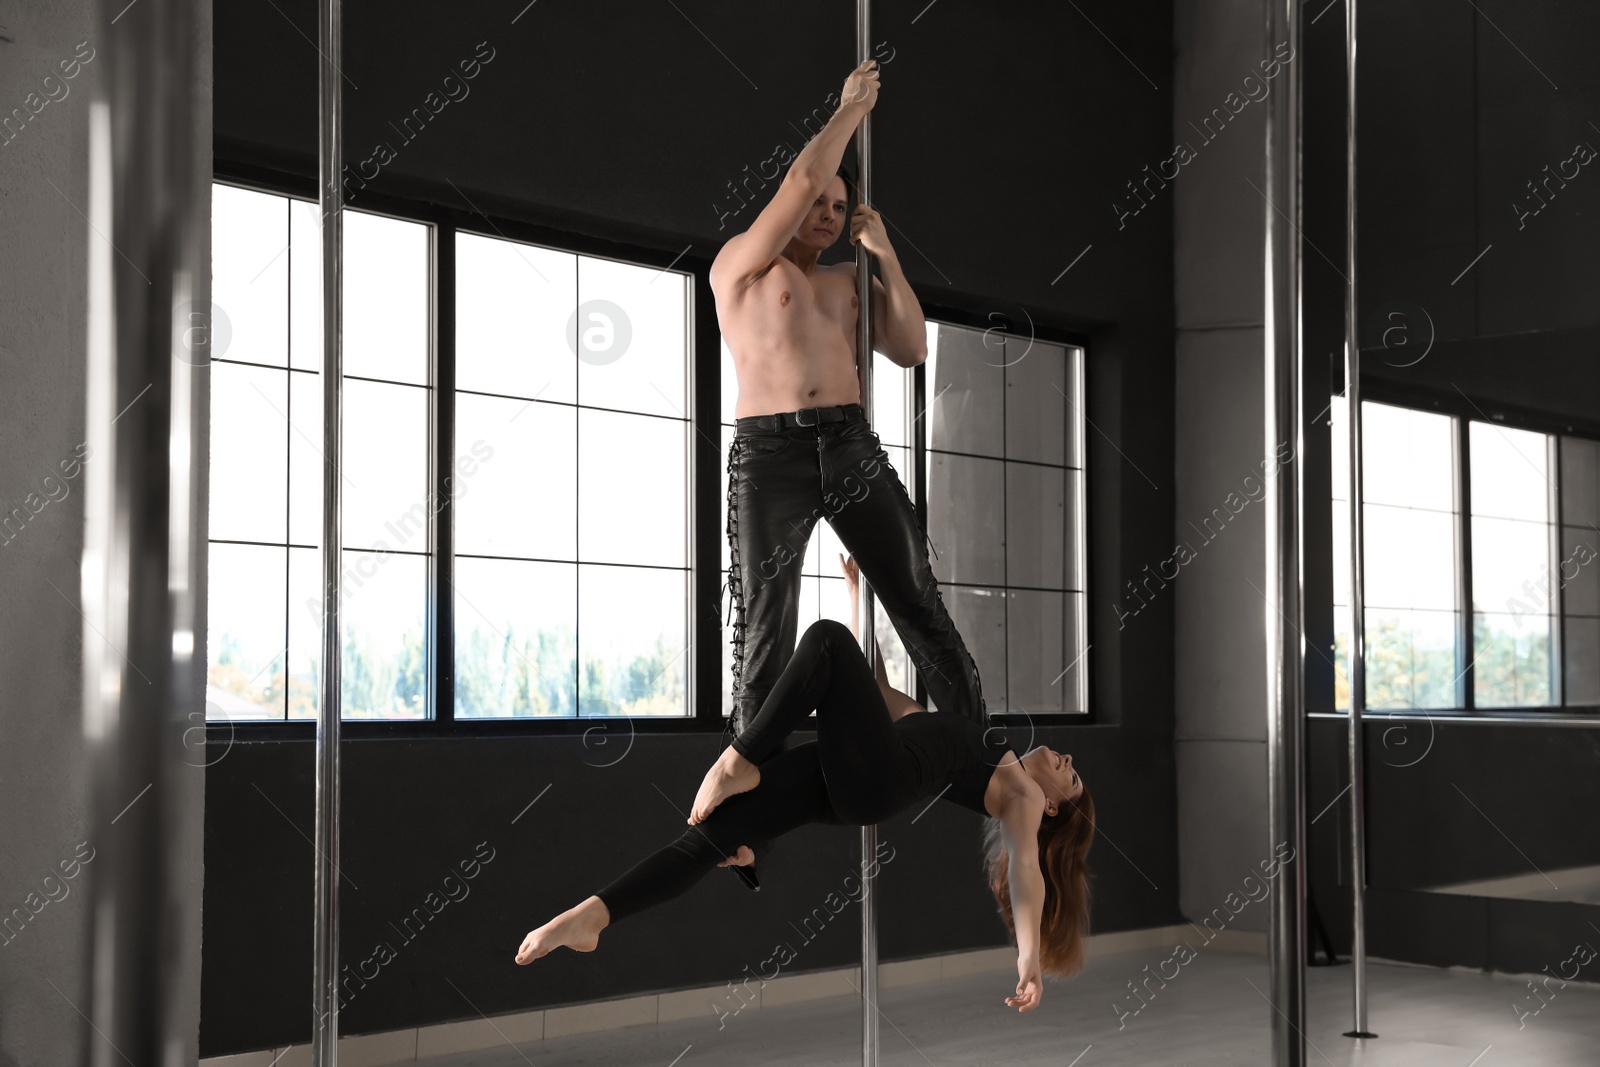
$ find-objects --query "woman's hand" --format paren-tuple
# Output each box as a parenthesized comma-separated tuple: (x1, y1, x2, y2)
(839, 551, 860, 592)
(717, 845, 755, 868)
(1005, 953, 1043, 1012)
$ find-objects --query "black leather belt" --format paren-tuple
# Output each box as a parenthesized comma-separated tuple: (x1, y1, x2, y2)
(737, 403, 863, 432)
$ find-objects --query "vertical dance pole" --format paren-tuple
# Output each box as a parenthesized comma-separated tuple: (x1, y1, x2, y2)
(1264, 0, 1307, 1063)
(1341, 0, 1376, 1041)
(312, 0, 345, 1060)
(853, 3, 879, 1065)
(81, 0, 203, 1059)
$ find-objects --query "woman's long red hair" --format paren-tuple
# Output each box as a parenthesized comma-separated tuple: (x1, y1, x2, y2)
(981, 782, 1095, 978)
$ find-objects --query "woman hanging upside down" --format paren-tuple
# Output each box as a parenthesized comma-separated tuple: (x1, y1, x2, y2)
(515, 554, 1095, 1012)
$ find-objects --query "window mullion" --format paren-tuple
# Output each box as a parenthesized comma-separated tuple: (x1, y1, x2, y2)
(1457, 415, 1475, 711)
(432, 222, 456, 725)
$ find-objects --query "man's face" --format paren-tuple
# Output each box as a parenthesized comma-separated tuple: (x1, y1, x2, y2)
(796, 175, 848, 251)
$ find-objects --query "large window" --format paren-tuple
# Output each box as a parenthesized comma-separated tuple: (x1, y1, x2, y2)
(1330, 395, 1600, 711)
(207, 183, 431, 721)
(208, 181, 1090, 725)
(453, 232, 691, 718)
(205, 184, 691, 722)
(923, 323, 1089, 715)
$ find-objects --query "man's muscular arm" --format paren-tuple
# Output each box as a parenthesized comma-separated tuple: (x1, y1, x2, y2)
(710, 62, 877, 297)
(864, 248, 927, 368)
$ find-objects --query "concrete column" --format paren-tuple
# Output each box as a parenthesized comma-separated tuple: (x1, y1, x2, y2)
(1171, 0, 1281, 932)
(0, 0, 209, 1060)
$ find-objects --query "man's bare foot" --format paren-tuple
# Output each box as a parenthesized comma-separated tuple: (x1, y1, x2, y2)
(515, 897, 608, 965)
(689, 747, 760, 825)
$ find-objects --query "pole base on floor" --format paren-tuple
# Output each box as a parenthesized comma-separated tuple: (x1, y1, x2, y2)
(1342, 1030, 1379, 1038)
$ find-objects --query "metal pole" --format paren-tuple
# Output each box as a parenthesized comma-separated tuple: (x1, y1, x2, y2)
(1264, 0, 1307, 1063)
(312, 0, 345, 1060)
(853, 3, 879, 1065)
(1341, 0, 1376, 1041)
(81, 0, 203, 1061)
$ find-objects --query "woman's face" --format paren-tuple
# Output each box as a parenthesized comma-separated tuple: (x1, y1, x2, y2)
(1027, 744, 1083, 805)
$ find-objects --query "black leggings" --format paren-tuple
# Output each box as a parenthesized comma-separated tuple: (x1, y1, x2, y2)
(593, 618, 920, 925)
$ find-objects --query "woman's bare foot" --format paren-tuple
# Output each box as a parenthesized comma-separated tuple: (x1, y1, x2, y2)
(689, 747, 760, 825)
(515, 896, 609, 965)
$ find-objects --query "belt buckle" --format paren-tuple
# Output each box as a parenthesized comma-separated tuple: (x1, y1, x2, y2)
(792, 407, 819, 428)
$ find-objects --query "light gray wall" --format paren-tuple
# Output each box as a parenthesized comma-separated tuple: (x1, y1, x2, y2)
(1171, 0, 1275, 932)
(0, 0, 209, 1062)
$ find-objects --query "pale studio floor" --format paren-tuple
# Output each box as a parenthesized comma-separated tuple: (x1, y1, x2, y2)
(413, 951, 1599, 1067)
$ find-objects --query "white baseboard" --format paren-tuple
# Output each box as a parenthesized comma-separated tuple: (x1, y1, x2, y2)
(200, 925, 1240, 1067)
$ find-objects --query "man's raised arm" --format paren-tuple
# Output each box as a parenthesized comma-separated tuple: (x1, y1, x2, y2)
(710, 60, 879, 296)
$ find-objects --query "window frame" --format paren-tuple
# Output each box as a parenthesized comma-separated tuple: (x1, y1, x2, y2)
(204, 168, 1096, 741)
(1334, 380, 1600, 717)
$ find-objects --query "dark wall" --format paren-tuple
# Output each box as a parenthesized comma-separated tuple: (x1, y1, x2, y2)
(205, 0, 1181, 1055)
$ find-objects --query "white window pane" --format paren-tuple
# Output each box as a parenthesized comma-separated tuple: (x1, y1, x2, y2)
(456, 232, 578, 404)
(289, 197, 322, 371)
(1560, 436, 1599, 527)
(1063, 590, 1087, 712)
(286, 546, 321, 720)
(1474, 611, 1551, 708)
(1007, 463, 1064, 590)
(1332, 598, 1351, 711)
(1064, 467, 1085, 592)
(211, 184, 287, 368)
(1471, 516, 1555, 615)
(454, 394, 576, 560)
(942, 585, 1006, 714)
(719, 423, 734, 577)
(1561, 525, 1600, 617)
(1330, 394, 1349, 502)
(1362, 402, 1454, 512)
(578, 410, 685, 567)
(576, 257, 687, 417)
(344, 210, 428, 385)
(206, 542, 286, 720)
(928, 452, 1005, 586)
(1065, 347, 1085, 471)
(1470, 422, 1551, 522)
(1564, 617, 1600, 705)
(1331, 498, 1352, 605)
(343, 380, 428, 552)
(1008, 589, 1065, 714)
(927, 323, 1004, 459)
(872, 355, 909, 448)
(1004, 342, 1067, 466)
(340, 549, 426, 719)
(801, 574, 912, 698)
(288, 371, 323, 546)
(1363, 504, 1456, 611)
(209, 362, 287, 543)
(578, 564, 686, 716)
(1364, 608, 1458, 709)
(454, 557, 576, 718)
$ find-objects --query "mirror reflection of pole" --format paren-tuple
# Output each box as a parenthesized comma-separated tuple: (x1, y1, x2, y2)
(312, 0, 345, 1061)
(1264, 0, 1307, 1063)
(81, 0, 204, 1058)
(854, 3, 879, 1066)
(1341, 0, 1377, 1042)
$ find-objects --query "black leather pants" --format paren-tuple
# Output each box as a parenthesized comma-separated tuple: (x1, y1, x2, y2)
(723, 403, 988, 742)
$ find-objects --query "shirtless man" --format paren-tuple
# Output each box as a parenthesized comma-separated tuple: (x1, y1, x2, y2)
(712, 59, 988, 753)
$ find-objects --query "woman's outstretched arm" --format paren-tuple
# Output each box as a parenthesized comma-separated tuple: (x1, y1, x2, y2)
(997, 793, 1047, 1012)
